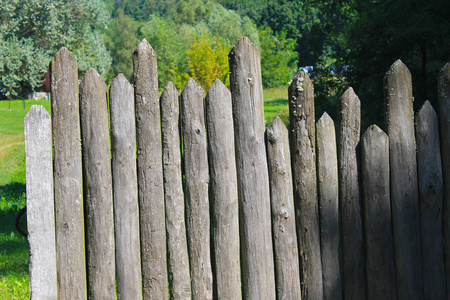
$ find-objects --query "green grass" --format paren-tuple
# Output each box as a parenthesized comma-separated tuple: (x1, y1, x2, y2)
(0, 99, 51, 299)
(263, 85, 289, 127)
(0, 91, 290, 299)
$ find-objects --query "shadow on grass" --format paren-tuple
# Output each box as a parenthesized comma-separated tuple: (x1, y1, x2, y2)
(0, 182, 28, 278)
(265, 98, 289, 107)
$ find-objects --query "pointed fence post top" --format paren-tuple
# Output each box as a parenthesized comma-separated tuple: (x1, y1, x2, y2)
(209, 78, 227, 92)
(289, 71, 313, 97)
(362, 124, 387, 140)
(182, 77, 203, 95)
(80, 68, 106, 89)
(417, 100, 437, 119)
(112, 73, 130, 85)
(229, 36, 259, 58)
(52, 46, 76, 62)
(50, 46, 78, 78)
(267, 115, 285, 130)
(317, 112, 333, 126)
(163, 81, 177, 92)
(266, 116, 288, 150)
(384, 59, 411, 83)
(206, 79, 230, 102)
(25, 105, 50, 123)
(340, 87, 358, 103)
(134, 38, 156, 56)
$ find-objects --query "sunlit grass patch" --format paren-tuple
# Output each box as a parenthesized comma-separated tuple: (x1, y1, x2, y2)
(263, 85, 289, 127)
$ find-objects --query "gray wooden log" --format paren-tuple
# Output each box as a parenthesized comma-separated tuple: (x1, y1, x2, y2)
(316, 112, 342, 300)
(288, 71, 323, 299)
(160, 81, 192, 300)
(133, 38, 168, 300)
(439, 63, 450, 295)
(416, 101, 446, 299)
(384, 60, 423, 299)
(181, 78, 213, 300)
(337, 87, 366, 299)
(266, 117, 302, 300)
(25, 105, 57, 300)
(50, 47, 87, 299)
(110, 74, 143, 300)
(360, 125, 397, 300)
(228, 36, 276, 300)
(205, 79, 242, 300)
(79, 69, 116, 299)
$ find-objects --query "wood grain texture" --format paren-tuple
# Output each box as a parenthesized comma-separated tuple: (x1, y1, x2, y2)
(288, 71, 323, 299)
(181, 78, 213, 300)
(160, 81, 191, 300)
(205, 79, 241, 300)
(228, 36, 276, 300)
(110, 74, 143, 299)
(25, 105, 57, 300)
(50, 47, 87, 300)
(80, 69, 116, 299)
(266, 117, 302, 300)
(360, 125, 396, 300)
(133, 38, 168, 300)
(338, 87, 366, 299)
(316, 113, 342, 300)
(384, 60, 422, 299)
(439, 63, 450, 296)
(416, 101, 446, 299)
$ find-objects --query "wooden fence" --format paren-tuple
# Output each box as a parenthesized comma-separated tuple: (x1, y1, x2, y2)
(25, 36, 449, 299)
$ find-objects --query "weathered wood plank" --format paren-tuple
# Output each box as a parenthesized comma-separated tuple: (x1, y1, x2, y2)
(316, 112, 342, 300)
(266, 117, 302, 300)
(360, 125, 396, 300)
(25, 105, 57, 300)
(50, 47, 87, 299)
(416, 101, 446, 299)
(228, 36, 276, 300)
(110, 74, 143, 299)
(79, 69, 116, 299)
(337, 87, 366, 299)
(288, 71, 322, 299)
(160, 81, 191, 300)
(133, 38, 168, 300)
(384, 59, 423, 299)
(205, 79, 241, 300)
(439, 63, 450, 294)
(181, 78, 213, 300)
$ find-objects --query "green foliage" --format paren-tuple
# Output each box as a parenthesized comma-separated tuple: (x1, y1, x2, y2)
(0, 0, 112, 98)
(138, 16, 191, 90)
(206, 4, 259, 47)
(258, 27, 298, 88)
(0, 183, 28, 300)
(343, 0, 450, 128)
(186, 35, 230, 89)
(105, 9, 139, 82)
(0, 36, 47, 98)
(173, 0, 215, 25)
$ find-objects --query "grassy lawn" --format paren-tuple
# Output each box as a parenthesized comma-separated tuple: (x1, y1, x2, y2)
(263, 85, 289, 127)
(0, 89, 288, 299)
(0, 99, 51, 299)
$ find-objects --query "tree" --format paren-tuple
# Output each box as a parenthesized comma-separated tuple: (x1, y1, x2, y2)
(186, 35, 230, 89)
(345, 0, 450, 128)
(138, 16, 191, 90)
(0, 36, 47, 98)
(0, 0, 111, 98)
(258, 27, 298, 88)
(105, 9, 139, 82)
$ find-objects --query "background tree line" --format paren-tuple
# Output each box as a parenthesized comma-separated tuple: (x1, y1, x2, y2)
(1, 0, 449, 129)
